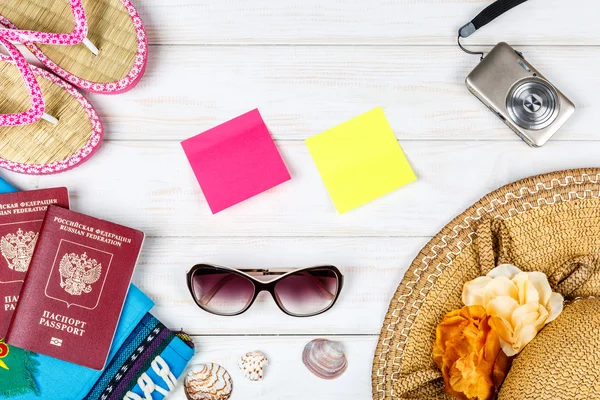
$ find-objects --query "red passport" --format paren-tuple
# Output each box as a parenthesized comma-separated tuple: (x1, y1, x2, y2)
(0, 188, 70, 338)
(6, 206, 144, 370)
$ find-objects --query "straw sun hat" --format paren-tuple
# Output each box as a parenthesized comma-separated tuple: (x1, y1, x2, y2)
(373, 168, 600, 400)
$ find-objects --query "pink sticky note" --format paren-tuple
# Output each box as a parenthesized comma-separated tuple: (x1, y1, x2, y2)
(181, 109, 291, 214)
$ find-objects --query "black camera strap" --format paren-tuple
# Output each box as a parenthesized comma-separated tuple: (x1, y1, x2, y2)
(457, 0, 529, 60)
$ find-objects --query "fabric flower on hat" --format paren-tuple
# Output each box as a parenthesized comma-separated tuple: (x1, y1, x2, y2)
(462, 264, 564, 357)
(433, 305, 511, 400)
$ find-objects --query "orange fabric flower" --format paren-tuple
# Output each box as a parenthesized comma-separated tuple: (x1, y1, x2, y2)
(433, 306, 511, 400)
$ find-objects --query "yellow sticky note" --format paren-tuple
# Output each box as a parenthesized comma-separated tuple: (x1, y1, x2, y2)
(306, 107, 416, 214)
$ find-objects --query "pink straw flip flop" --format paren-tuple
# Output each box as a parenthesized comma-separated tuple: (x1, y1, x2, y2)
(0, 0, 148, 94)
(0, 37, 103, 174)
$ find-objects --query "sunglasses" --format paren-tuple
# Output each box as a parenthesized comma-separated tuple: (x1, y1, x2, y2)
(186, 264, 344, 317)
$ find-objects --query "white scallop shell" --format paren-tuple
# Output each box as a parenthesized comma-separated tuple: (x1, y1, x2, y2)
(238, 351, 268, 381)
(184, 363, 233, 400)
(302, 338, 347, 380)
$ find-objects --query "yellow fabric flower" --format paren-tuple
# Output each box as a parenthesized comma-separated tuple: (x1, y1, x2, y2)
(433, 306, 511, 400)
(462, 264, 564, 356)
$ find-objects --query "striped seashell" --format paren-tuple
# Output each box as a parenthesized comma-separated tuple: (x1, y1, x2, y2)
(184, 363, 233, 400)
(238, 351, 268, 381)
(302, 338, 348, 380)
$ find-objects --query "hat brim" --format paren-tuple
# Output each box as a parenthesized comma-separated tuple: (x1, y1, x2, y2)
(372, 168, 600, 399)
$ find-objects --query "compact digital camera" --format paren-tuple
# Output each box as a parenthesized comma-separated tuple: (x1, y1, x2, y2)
(465, 42, 575, 147)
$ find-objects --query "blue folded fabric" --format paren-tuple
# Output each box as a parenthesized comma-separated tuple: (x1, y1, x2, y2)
(0, 177, 16, 194)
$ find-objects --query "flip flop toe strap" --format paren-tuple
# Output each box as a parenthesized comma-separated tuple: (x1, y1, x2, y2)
(0, 0, 87, 45)
(0, 37, 45, 127)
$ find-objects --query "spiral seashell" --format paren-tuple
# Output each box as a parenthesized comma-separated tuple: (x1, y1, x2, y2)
(184, 363, 233, 400)
(302, 338, 348, 380)
(238, 350, 268, 381)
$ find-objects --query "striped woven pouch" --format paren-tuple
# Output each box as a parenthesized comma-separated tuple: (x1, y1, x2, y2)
(85, 313, 195, 400)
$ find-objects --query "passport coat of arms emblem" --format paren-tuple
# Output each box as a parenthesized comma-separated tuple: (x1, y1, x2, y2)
(59, 252, 102, 296)
(0, 229, 38, 273)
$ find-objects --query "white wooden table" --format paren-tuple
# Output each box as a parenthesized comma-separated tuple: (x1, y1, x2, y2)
(4, 1, 600, 398)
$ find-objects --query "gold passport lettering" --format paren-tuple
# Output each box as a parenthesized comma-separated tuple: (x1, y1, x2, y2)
(3, 296, 17, 311)
(55, 216, 133, 247)
(19, 199, 57, 207)
(39, 310, 87, 337)
(0, 198, 59, 216)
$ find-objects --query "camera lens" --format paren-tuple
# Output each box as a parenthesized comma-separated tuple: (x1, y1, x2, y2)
(506, 79, 559, 130)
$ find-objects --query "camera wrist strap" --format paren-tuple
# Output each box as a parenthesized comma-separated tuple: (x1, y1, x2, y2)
(457, 0, 529, 60)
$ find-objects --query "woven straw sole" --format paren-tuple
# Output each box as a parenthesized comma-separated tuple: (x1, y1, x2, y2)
(0, 58, 102, 174)
(1, 0, 138, 85)
(372, 168, 600, 399)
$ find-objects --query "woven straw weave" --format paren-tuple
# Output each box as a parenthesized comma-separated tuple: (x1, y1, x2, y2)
(499, 298, 600, 399)
(2, 0, 137, 83)
(372, 168, 600, 400)
(0, 61, 92, 165)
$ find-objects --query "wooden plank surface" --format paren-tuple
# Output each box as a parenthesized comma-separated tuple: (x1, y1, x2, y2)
(87, 46, 597, 142)
(6, 140, 600, 238)
(2, 0, 599, 398)
(137, 0, 600, 45)
(169, 336, 377, 399)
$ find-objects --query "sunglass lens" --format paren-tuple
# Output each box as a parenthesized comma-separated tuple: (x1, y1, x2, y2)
(191, 268, 255, 315)
(274, 268, 339, 316)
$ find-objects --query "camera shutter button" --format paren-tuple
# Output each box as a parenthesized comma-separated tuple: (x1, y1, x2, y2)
(523, 93, 543, 113)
